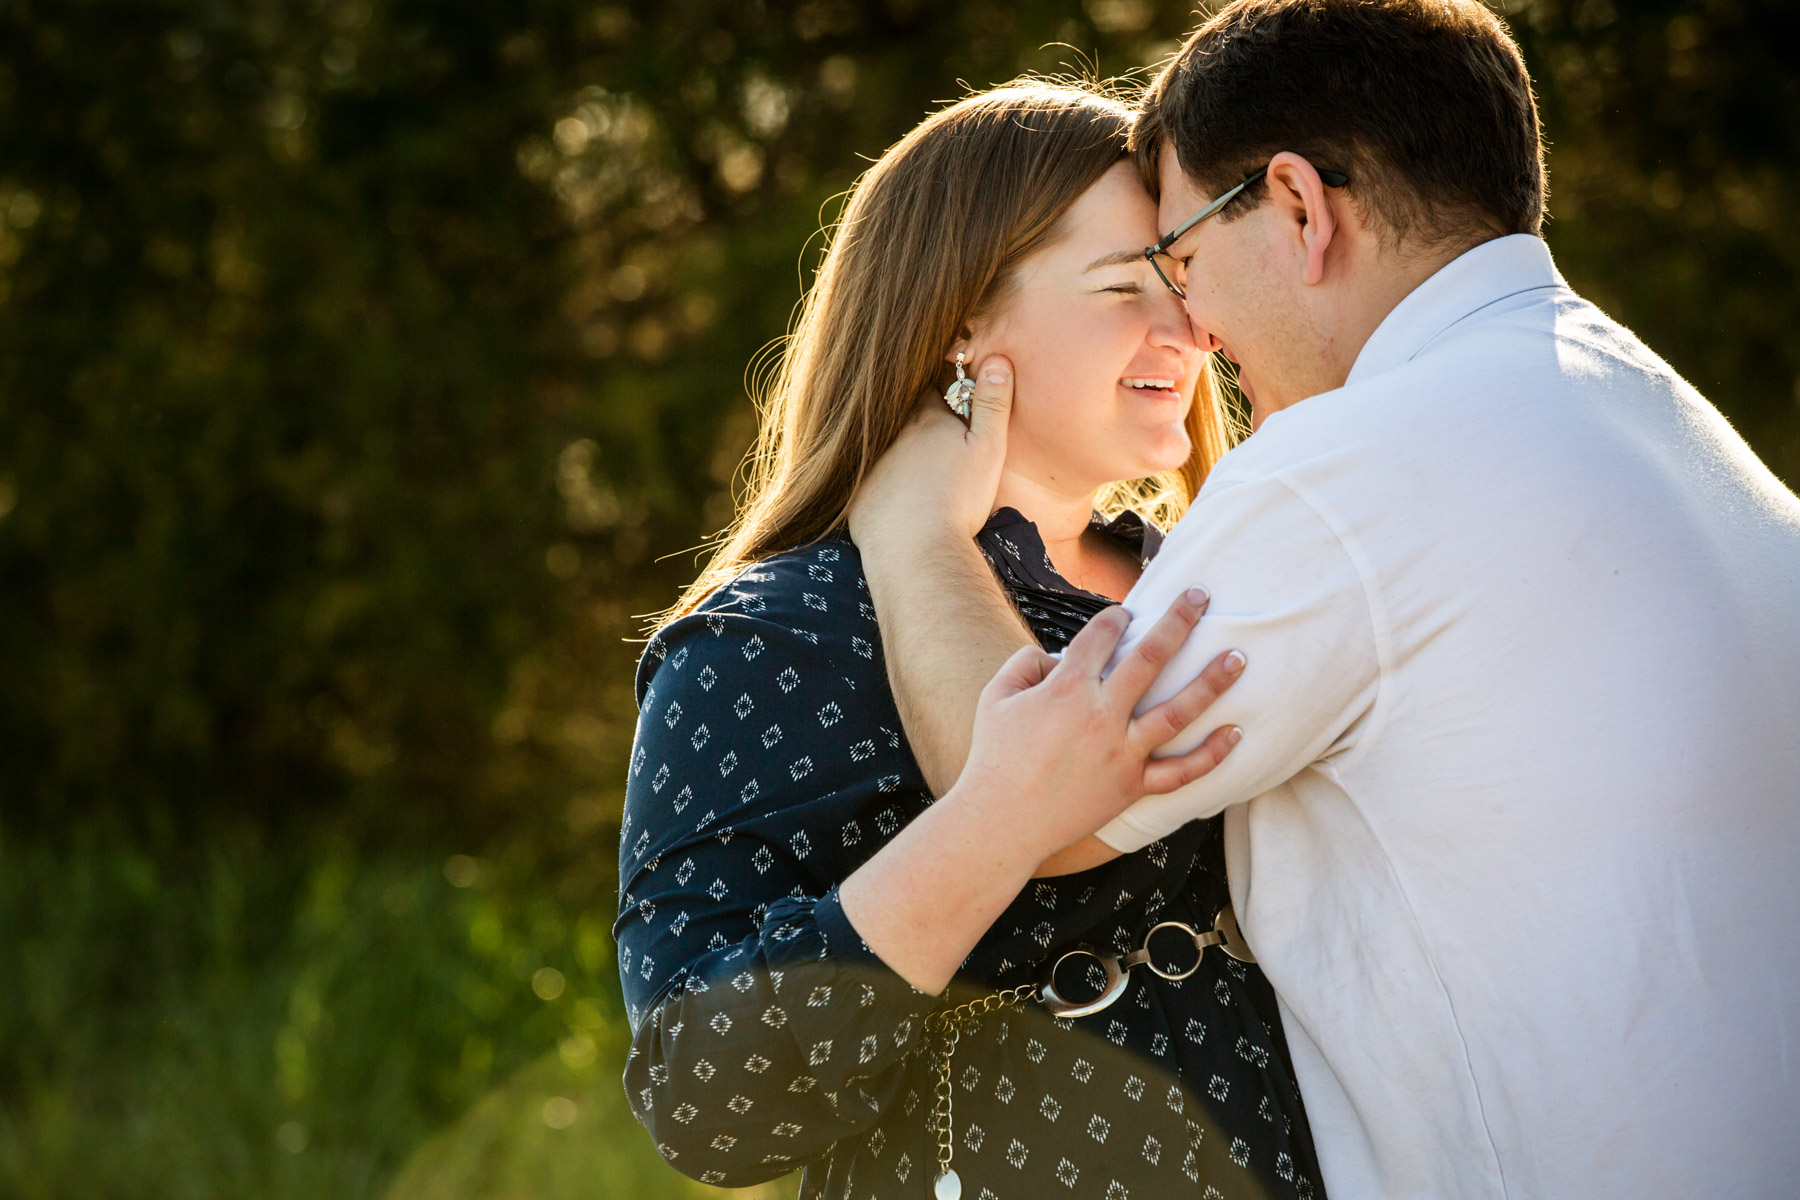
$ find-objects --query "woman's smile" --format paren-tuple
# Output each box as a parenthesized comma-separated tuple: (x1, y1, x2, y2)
(1119, 375, 1187, 404)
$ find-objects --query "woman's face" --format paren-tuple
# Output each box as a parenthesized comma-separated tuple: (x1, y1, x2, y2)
(965, 160, 1204, 497)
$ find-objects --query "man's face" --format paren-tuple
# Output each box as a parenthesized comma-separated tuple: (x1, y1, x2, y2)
(1155, 147, 1322, 428)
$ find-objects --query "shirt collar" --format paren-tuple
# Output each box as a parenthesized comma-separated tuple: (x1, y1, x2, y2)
(1346, 234, 1567, 386)
(983, 506, 1161, 569)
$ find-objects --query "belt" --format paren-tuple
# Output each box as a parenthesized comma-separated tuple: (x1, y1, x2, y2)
(926, 904, 1257, 1200)
(1037, 904, 1257, 1017)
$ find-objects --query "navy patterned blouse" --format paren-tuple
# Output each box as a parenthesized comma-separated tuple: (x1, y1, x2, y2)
(618, 509, 1324, 1199)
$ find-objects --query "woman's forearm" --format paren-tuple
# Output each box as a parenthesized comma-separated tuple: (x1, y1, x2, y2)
(841, 579, 1243, 986)
(836, 772, 1046, 995)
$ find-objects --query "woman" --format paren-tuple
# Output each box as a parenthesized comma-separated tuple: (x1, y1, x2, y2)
(617, 81, 1323, 1198)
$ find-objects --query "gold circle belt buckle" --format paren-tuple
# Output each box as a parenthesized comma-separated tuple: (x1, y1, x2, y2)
(1037, 905, 1255, 1018)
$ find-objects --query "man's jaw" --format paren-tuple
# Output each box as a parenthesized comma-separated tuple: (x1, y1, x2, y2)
(1214, 344, 1263, 428)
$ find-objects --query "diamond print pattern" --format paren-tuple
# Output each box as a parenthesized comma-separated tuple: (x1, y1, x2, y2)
(616, 527, 1323, 1198)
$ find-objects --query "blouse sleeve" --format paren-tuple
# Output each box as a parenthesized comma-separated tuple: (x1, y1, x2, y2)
(615, 552, 940, 1187)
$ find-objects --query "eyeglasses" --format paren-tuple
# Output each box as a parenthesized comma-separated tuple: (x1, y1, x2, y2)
(1143, 165, 1351, 299)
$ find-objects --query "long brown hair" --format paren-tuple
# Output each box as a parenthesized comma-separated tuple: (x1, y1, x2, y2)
(661, 80, 1236, 630)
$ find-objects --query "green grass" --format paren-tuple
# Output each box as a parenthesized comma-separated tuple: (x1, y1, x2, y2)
(383, 1039, 796, 1200)
(0, 825, 797, 1200)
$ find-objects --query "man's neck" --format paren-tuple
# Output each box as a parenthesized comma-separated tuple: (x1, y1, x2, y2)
(1343, 235, 1482, 372)
(1264, 232, 1492, 421)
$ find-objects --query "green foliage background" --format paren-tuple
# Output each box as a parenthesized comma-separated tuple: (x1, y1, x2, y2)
(1, 1, 1793, 1197)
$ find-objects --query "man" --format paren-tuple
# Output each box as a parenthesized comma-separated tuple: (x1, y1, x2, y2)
(846, 1, 1800, 1196)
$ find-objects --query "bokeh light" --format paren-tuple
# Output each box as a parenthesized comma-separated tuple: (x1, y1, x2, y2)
(2, 3, 1792, 1199)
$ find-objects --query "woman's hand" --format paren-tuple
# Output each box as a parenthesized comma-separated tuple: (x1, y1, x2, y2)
(848, 354, 1015, 551)
(836, 586, 1243, 996)
(957, 588, 1246, 864)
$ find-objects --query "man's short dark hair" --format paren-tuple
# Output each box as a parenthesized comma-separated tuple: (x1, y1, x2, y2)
(1134, 0, 1546, 247)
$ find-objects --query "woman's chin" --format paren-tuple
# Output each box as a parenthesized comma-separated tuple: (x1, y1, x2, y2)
(1102, 454, 1190, 486)
(1136, 430, 1194, 475)
(1067, 433, 1190, 489)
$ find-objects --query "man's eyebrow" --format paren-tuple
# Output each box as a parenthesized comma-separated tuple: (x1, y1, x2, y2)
(1083, 248, 1146, 271)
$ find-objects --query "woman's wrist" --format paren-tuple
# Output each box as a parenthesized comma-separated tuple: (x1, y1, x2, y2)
(838, 777, 1042, 995)
(941, 771, 1064, 866)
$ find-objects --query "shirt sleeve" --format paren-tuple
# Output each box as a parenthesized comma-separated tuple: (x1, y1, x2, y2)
(616, 562, 938, 1186)
(1095, 471, 1384, 851)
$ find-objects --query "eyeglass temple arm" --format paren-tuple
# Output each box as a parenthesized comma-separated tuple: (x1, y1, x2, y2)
(1149, 165, 1350, 257)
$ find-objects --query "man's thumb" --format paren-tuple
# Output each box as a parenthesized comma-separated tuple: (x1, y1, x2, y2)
(969, 354, 1013, 436)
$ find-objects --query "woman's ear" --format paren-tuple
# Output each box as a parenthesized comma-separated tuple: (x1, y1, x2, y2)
(945, 328, 973, 366)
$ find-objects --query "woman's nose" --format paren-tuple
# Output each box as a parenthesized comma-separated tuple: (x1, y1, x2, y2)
(1148, 295, 1210, 357)
(1163, 293, 1224, 355)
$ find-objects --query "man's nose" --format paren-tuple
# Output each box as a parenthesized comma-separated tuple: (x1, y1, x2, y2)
(1185, 308, 1224, 355)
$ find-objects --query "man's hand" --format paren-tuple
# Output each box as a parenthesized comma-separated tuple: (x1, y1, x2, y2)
(958, 589, 1246, 864)
(850, 355, 1035, 798)
(849, 354, 1015, 552)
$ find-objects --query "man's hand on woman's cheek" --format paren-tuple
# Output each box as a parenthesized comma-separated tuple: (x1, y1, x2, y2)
(848, 354, 1014, 550)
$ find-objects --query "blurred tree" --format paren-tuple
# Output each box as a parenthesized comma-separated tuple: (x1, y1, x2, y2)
(1513, 0, 1800, 482)
(0, 0, 1203, 863)
(0, 0, 591, 845)
(5, 0, 1790, 855)
(0, 1, 1794, 1197)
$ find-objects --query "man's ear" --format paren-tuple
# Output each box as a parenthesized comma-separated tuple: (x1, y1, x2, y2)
(1266, 151, 1338, 287)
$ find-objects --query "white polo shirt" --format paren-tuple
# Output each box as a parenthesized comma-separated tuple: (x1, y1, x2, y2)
(1100, 235, 1800, 1198)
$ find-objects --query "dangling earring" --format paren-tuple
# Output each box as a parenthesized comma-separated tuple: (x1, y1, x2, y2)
(944, 351, 975, 421)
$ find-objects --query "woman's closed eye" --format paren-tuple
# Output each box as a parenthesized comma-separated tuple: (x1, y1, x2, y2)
(1099, 283, 1144, 296)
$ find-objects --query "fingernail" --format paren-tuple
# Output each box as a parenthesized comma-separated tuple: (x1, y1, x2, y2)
(981, 359, 1010, 383)
(1227, 726, 1243, 746)
(1186, 586, 1209, 607)
(1223, 650, 1246, 675)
